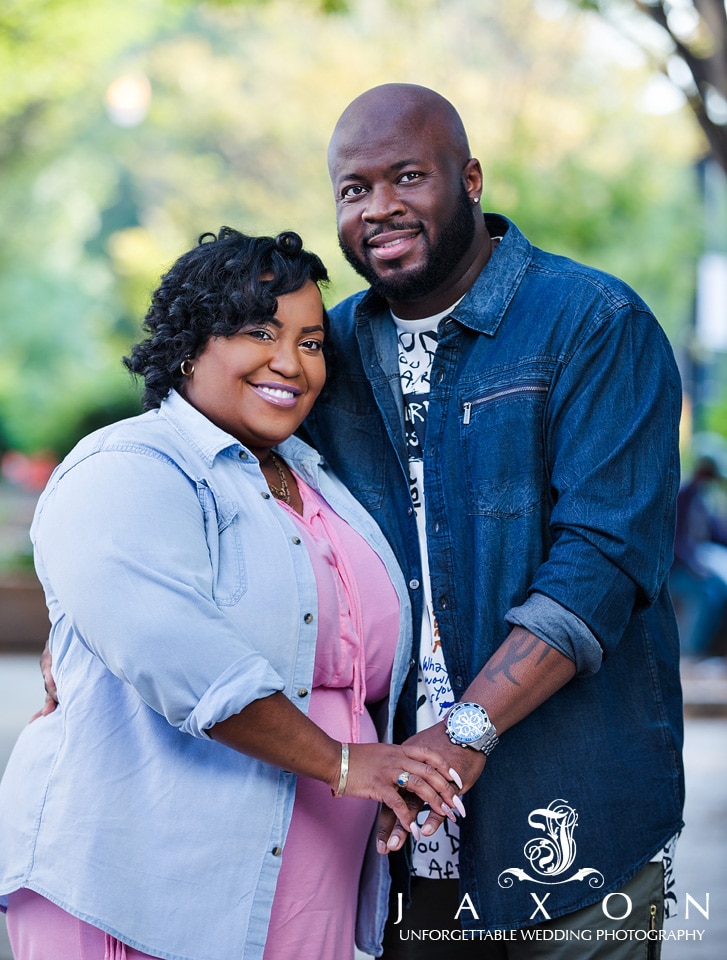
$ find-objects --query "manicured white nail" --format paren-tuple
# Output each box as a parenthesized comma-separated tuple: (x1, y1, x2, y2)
(377, 839, 387, 855)
(410, 822, 422, 841)
(387, 834, 402, 849)
(441, 803, 457, 824)
(421, 820, 436, 836)
(452, 794, 467, 818)
(449, 767, 464, 790)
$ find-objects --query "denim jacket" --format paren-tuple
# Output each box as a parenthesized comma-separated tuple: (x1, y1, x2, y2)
(0, 390, 411, 960)
(304, 215, 684, 931)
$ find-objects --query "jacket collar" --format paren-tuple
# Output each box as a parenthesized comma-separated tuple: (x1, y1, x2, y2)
(452, 214, 533, 336)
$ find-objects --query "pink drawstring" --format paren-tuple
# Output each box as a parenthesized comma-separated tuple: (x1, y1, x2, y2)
(307, 506, 367, 743)
(105, 933, 127, 960)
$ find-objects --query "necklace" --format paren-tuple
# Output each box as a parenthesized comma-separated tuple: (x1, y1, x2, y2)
(267, 452, 290, 504)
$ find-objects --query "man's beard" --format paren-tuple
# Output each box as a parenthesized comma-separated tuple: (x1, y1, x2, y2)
(338, 184, 476, 303)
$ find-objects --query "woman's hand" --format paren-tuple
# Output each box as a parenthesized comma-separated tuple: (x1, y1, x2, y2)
(211, 693, 464, 841)
(29, 642, 58, 722)
(341, 741, 465, 841)
(374, 724, 484, 853)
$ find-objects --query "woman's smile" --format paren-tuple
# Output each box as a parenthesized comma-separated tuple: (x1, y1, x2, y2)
(250, 381, 303, 407)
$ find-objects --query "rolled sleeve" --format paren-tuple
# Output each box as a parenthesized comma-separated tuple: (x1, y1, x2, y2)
(181, 653, 285, 738)
(533, 300, 680, 652)
(506, 592, 602, 676)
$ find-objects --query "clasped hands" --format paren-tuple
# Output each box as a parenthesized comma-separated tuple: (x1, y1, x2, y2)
(31, 644, 486, 852)
(367, 723, 487, 856)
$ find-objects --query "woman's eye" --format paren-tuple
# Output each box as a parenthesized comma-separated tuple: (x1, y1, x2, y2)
(245, 328, 273, 341)
(301, 339, 324, 351)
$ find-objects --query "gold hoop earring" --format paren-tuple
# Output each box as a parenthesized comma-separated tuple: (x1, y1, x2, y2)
(180, 359, 195, 376)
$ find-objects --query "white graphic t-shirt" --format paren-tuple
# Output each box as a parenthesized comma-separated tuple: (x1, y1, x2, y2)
(392, 305, 462, 879)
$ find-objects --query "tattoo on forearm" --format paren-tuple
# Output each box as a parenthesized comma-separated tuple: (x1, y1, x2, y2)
(484, 629, 549, 686)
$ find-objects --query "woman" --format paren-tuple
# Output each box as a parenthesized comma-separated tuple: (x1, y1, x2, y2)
(0, 228, 464, 960)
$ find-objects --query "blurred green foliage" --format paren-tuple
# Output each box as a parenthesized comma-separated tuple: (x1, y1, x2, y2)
(0, 0, 712, 457)
(573, 1, 727, 177)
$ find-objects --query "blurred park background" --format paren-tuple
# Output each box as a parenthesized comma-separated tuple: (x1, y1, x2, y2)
(2, 0, 727, 597)
(2, 4, 727, 957)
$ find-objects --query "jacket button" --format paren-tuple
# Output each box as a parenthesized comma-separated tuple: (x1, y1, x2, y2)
(261, 491, 271, 499)
(439, 596, 449, 609)
(297, 687, 309, 698)
(272, 846, 283, 857)
(409, 578, 420, 590)
(238, 450, 249, 460)
(292, 536, 301, 545)
(304, 613, 314, 624)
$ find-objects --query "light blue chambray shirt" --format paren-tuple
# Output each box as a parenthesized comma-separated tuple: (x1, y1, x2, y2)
(0, 390, 412, 960)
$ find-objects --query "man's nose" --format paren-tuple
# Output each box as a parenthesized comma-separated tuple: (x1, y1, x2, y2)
(361, 182, 406, 223)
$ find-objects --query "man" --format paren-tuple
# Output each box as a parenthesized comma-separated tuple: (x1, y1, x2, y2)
(303, 83, 684, 957)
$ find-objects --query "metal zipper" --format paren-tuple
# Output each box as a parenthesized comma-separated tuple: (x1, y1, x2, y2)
(462, 383, 548, 425)
(647, 902, 658, 959)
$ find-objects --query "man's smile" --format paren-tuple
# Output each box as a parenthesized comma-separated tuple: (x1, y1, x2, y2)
(366, 228, 421, 262)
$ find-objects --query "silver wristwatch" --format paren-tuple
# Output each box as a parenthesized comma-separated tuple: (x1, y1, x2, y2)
(446, 702, 499, 756)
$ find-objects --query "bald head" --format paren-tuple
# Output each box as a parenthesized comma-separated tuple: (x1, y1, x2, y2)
(327, 83, 490, 318)
(328, 83, 471, 173)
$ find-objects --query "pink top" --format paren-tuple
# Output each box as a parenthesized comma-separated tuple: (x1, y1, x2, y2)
(263, 476, 400, 960)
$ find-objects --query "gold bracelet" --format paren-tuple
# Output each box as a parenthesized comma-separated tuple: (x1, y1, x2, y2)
(332, 742, 349, 798)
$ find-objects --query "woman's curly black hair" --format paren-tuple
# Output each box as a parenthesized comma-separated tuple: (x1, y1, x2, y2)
(124, 227, 330, 410)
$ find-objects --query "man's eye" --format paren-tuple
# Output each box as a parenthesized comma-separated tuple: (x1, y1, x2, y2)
(341, 184, 366, 199)
(399, 171, 422, 183)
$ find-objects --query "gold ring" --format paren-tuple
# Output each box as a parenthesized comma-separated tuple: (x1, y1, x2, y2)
(396, 771, 411, 788)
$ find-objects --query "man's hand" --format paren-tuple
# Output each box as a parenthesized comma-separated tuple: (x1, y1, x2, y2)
(376, 626, 577, 855)
(30, 642, 58, 721)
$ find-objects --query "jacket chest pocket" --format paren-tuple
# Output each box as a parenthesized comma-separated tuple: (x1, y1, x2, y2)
(196, 481, 246, 605)
(459, 380, 549, 519)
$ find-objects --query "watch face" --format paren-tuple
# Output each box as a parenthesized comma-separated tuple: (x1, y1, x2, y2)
(449, 704, 486, 743)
